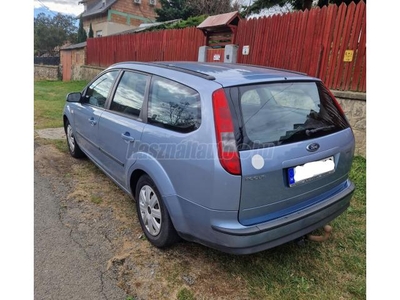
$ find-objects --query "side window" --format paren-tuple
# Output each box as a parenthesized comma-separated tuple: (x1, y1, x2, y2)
(148, 77, 201, 133)
(110, 71, 148, 118)
(84, 71, 118, 108)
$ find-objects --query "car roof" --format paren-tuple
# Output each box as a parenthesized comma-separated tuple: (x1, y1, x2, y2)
(109, 61, 320, 87)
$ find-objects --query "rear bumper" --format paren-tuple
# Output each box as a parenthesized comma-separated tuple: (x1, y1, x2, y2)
(168, 180, 354, 255)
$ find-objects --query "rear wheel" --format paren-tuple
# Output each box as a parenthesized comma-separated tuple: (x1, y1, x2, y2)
(135, 175, 179, 248)
(66, 120, 85, 158)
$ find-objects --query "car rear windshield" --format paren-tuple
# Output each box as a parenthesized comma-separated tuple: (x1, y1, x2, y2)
(230, 81, 349, 149)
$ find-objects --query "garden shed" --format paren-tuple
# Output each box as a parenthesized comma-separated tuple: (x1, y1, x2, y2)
(60, 42, 87, 81)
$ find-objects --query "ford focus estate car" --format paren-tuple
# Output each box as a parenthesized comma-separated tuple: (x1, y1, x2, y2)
(63, 62, 355, 254)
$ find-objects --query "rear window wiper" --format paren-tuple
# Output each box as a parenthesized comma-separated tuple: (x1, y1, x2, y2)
(305, 125, 335, 136)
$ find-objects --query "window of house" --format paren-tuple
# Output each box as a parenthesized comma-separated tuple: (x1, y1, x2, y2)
(147, 77, 201, 133)
(96, 30, 103, 37)
(110, 71, 148, 118)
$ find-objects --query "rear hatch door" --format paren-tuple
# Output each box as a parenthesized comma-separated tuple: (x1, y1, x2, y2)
(227, 81, 354, 226)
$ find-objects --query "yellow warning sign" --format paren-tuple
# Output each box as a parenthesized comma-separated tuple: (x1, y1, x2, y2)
(343, 50, 354, 62)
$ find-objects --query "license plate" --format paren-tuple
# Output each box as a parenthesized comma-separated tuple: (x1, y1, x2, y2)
(288, 156, 335, 187)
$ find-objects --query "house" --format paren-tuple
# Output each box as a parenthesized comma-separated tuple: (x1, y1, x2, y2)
(79, 0, 161, 37)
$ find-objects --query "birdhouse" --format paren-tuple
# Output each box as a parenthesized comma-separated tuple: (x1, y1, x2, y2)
(197, 11, 241, 48)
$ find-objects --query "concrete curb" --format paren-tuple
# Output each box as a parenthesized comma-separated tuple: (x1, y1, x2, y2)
(35, 127, 65, 140)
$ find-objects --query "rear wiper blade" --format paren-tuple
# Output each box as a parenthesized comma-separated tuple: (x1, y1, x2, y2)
(305, 125, 335, 136)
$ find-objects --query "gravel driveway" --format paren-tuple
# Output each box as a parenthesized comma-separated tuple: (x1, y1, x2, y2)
(33, 130, 251, 300)
(34, 141, 127, 300)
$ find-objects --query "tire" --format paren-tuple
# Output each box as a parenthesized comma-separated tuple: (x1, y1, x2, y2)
(135, 175, 179, 248)
(65, 120, 85, 158)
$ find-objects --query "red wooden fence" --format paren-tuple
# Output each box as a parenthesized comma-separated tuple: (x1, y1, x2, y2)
(86, 27, 204, 66)
(236, 1, 366, 92)
(86, 1, 366, 92)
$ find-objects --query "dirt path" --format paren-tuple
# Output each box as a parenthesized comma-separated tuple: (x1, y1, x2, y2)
(35, 165, 127, 300)
(34, 134, 251, 300)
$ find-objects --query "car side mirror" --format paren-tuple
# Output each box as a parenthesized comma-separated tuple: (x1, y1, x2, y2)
(66, 92, 82, 102)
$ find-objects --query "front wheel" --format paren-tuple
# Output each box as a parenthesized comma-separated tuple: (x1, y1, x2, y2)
(65, 120, 85, 158)
(135, 175, 179, 248)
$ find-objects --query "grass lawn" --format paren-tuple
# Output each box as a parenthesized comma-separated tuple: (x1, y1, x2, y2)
(209, 155, 366, 299)
(34, 80, 88, 129)
(34, 80, 366, 299)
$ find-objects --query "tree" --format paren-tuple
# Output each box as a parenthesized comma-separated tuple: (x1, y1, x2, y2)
(34, 13, 78, 55)
(77, 16, 87, 43)
(231, 0, 246, 11)
(317, 0, 366, 7)
(244, 0, 365, 15)
(155, 0, 196, 22)
(186, 0, 236, 16)
(243, 0, 310, 15)
(155, 0, 245, 22)
(88, 23, 94, 38)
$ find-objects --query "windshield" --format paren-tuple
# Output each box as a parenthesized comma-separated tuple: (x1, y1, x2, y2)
(236, 81, 349, 148)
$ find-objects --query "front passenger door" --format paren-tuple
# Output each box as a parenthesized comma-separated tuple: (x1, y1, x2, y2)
(73, 70, 119, 159)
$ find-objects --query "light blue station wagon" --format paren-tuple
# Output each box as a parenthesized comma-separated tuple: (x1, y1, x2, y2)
(63, 62, 355, 254)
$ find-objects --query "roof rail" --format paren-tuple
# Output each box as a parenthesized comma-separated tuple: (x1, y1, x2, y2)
(112, 61, 216, 80)
(152, 62, 216, 80)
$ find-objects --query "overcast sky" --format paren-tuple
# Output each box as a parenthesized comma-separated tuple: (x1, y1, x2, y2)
(34, 0, 84, 16)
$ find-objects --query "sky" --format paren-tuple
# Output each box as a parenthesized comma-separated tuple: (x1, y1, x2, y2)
(34, 0, 84, 16)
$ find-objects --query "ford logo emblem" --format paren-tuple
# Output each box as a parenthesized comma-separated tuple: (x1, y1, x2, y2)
(306, 143, 320, 152)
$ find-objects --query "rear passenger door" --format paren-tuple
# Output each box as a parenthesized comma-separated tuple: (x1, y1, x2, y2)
(141, 76, 203, 202)
(97, 70, 149, 186)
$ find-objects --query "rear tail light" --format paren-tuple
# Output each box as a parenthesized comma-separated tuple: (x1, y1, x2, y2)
(212, 89, 241, 175)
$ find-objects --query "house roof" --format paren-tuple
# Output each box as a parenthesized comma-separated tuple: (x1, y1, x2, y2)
(197, 11, 240, 30)
(81, 0, 117, 19)
(60, 42, 87, 50)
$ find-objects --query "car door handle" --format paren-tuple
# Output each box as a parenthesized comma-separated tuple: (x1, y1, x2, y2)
(88, 117, 97, 126)
(121, 132, 135, 142)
